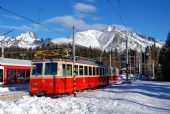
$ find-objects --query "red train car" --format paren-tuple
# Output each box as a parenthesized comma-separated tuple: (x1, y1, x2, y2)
(29, 57, 119, 95)
(0, 57, 31, 85)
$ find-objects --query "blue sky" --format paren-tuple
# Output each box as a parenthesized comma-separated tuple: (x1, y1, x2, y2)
(0, 0, 170, 41)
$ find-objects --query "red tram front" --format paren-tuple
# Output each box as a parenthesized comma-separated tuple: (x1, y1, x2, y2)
(30, 57, 119, 95)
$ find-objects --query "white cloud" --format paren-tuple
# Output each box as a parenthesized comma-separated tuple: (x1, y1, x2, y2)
(0, 25, 32, 31)
(47, 16, 108, 31)
(74, 12, 90, 19)
(3, 14, 22, 20)
(0, 24, 45, 32)
(47, 16, 90, 30)
(46, 15, 133, 32)
(73, 3, 96, 13)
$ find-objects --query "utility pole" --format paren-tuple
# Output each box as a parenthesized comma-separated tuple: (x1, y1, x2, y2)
(109, 52, 112, 84)
(149, 46, 152, 76)
(129, 53, 131, 75)
(109, 53, 112, 68)
(144, 52, 145, 76)
(72, 26, 76, 97)
(152, 60, 155, 77)
(1, 41, 4, 58)
(125, 31, 129, 81)
(138, 52, 141, 78)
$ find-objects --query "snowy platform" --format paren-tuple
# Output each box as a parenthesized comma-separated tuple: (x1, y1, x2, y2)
(0, 81, 170, 114)
(0, 83, 29, 96)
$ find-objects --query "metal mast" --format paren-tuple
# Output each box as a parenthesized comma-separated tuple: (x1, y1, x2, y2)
(72, 26, 76, 97)
(125, 31, 129, 81)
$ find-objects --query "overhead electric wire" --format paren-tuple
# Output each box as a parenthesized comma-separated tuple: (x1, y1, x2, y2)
(0, 6, 67, 37)
(116, 0, 133, 29)
(2, 29, 14, 36)
(107, 0, 126, 26)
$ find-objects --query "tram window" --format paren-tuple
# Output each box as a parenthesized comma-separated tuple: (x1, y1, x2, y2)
(84, 66, 88, 75)
(97, 67, 99, 75)
(32, 63, 43, 76)
(62, 64, 66, 77)
(75, 65, 78, 75)
(100, 68, 102, 76)
(89, 67, 92, 75)
(7, 69, 16, 83)
(102, 68, 105, 75)
(17, 70, 25, 82)
(67, 64, 72, 76)
(103, 68, 105, 75)
(93, 67, 96, 75)
(104, 68, 106, 75)
(106, 68, 109, 75)
(0, 69, 3, 82)
(45, 63, 58, 75)
(79, 66, 83, 75)
(26, 70, 30, 82)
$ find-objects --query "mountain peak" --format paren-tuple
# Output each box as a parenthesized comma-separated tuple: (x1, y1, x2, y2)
(105, 25, 130, 33)
(16, 32, 38, 40)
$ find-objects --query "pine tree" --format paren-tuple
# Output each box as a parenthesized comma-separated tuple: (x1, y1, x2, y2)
(159, 32, 170, 81)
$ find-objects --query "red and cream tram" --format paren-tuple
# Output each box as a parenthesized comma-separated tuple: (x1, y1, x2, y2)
(0, 57, 31, 84)
(29, 57, 119, 95)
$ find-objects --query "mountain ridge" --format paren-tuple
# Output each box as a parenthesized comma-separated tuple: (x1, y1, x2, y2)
(0, 25, 163, 52)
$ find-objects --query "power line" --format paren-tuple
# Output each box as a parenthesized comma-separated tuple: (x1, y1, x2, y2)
(0, 6, 67, 37)
(116, 0, 132, 29)
(2, 29, 14, 36)
(107, 0, 126, 26)
(116, 0, 139, 34)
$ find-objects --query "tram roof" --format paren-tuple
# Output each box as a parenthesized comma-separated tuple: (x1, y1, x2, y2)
(32, 57, 108, 67)
(0, 57, 31, 66)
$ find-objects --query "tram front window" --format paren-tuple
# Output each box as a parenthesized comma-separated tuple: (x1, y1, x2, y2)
(0, 69, 3, 82)
(32, 63, 43, 76)
(45, 63, 58, 75)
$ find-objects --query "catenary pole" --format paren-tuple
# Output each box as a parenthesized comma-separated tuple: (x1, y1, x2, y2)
(125, 31, 129, 81)
(72, 26, 76, 97)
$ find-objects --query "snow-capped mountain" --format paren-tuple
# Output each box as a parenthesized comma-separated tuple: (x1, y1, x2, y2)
(51, 30, 102, 48)
(51, 25, 163, 52)
(98, 26, 163, 52)
(0, 25, 163, 52)
(0, 32, 43, 48)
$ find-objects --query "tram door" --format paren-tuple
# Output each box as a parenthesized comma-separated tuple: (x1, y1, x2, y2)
(0, 66, 4, 83)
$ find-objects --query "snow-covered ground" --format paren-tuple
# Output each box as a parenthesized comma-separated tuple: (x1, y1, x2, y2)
(0, 81, 170, 114)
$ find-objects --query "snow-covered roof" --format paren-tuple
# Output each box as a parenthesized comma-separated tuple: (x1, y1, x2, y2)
(0, 57, 31, 66)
